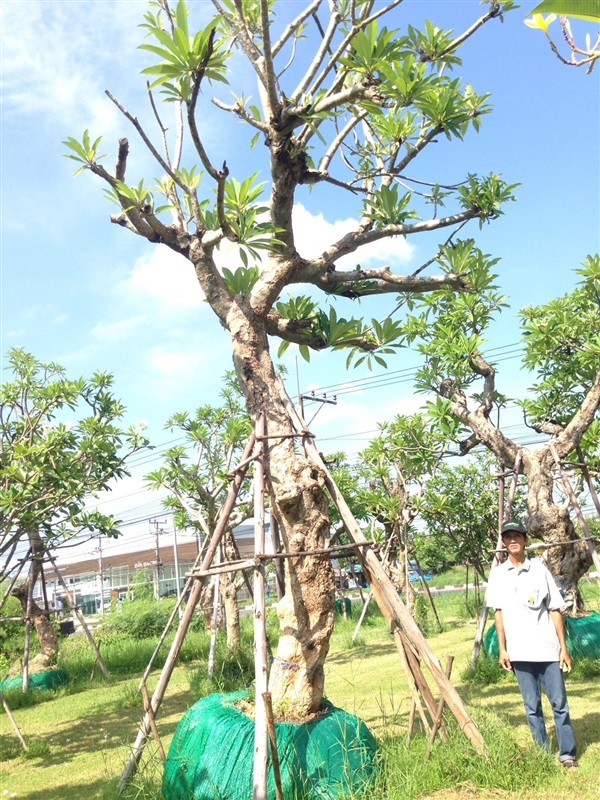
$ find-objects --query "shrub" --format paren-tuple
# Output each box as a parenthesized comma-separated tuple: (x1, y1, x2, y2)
(100, 598, 177, 640)
(461, 649, 508, 686)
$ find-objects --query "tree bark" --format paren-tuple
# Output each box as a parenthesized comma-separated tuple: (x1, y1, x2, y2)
(11, 532, 59, 673)
(523, 451, 591, 615)
(228, 300, 334, 716)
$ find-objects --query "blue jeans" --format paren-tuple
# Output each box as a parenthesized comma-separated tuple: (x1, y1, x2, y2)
(512, 661, 577, 762)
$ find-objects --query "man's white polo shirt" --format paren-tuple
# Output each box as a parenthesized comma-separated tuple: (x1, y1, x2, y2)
(485, 557, 564, 662)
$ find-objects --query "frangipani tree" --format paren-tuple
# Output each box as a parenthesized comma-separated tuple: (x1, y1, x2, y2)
(0, 348, 147, 666)
(348, 413, 449, 599)
(66, 0, 518, 715)
(146, 377, 253, 650)
(408, 255, 600, 613)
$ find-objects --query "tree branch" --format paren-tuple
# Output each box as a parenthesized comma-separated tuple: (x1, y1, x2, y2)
(291, 6, 341, 103)
(553, 369, 600, 458)
(258, 0, 279, 114)
(272, 0, 323, 58)
(307, 268, 468, 295)
(307, 209, 478, 269)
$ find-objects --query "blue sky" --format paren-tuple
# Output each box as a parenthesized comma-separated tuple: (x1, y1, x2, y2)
(1, 1, 599, 554)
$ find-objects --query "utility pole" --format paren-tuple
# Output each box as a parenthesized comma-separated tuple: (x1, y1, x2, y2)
(150, 518, 167, 601)
(97, 534, 105, 614)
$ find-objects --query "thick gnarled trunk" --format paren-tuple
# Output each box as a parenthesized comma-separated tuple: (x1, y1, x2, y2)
(11, 532, 59, 675)
(524, 453, 592, 615)
(228, 300, 335, 716)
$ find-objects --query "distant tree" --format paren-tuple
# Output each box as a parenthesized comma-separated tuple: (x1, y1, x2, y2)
(0, 348, 147, 668)
(418, 451, 527, 579)
(67, 0, 519, 715)
(353, 414, 449, 598)
(407, 256, 600, 613)
(146, 376, 253, 650)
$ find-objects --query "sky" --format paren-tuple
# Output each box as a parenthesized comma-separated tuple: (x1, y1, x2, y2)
(1, 0, 599, 562)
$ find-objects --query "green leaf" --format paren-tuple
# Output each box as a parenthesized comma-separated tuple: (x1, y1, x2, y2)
(531, 0, 600, 21)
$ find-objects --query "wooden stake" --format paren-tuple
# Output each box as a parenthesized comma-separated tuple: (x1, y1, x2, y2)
(411, 550, 443, 633)
(1, 691, 29, 751)
(352, 592, 372, 644)
(398, 633, 435, 745)
(22, 565, 34, 693)
(270, 515, 286, 600)
(207, 550, 221, 681)
(577, 445, 600, 517)
(0, 551, 30, 615)
(426, 655, 455, 759)
(141, 683, 166, 762)
(263, 692, 284, 800)
(253, 413, 269, 800)
(550, 441, 600, 573)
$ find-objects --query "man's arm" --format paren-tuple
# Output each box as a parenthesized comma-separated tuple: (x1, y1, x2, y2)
(494, 610, 513, 672)
(550, 609, 573, 673)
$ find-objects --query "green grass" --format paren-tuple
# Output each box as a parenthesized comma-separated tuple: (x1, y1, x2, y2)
(1, 576, 599, 800)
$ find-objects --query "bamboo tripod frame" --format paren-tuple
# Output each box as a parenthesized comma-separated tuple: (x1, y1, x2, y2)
(117, 402, 488, 794)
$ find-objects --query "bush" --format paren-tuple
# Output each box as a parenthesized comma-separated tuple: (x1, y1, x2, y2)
(461, 649, 508, 686)
(100, 598, 177, 640)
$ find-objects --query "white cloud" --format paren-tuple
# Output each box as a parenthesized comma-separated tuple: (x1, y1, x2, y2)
(147, 344, 209, 378)
(1, 1, 143, 134)
(91, 316, 146, 342)
(120, 246, 205, 311)
(292, 204, 415, 269)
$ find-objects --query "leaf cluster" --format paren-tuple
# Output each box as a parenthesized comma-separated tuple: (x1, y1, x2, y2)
(145, 376, 252, 532)
(519, 254, 600, 428)
(0, 349, 148, 567)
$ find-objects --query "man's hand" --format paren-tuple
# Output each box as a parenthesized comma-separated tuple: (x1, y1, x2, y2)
(499, 648, 513, 672)
(560, 647, 573, 674)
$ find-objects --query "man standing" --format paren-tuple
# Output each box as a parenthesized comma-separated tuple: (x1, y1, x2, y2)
(485, 520, 578, 768)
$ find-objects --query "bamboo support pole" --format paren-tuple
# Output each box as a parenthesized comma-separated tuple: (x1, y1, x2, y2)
(1, 691, 28, 751)
(253, 413, 269, 800)
(282, 389, 487, 756)
(400, 633, 447, 742)
(352, 525, 395, 645)
(0, 551, 30, 615)
(141, 683, 166, 761)
(207, 550, 221, 681)
(426, 655, 455, 760)
(352, 592, 373, 643)
(411, 550, 443, 633)
(263, 692, 284, 800)
(46, 551, 111, 681)
(550, 441, 600, 573)
(117, 434, 257, 792)
(400, 636, 432, 744)
(22, 565, 35, 693)
(270, 515, 286, 600)
(189, 558, 256, 578)
(577, 445, 600, 516)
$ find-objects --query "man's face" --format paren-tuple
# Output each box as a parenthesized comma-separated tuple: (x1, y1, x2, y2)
(502, 530, 526, 557)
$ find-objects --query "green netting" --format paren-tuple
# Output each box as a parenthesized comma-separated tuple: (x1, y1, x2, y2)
(0, 668, 68, 694)
(163, 691, 378, 800)
(484, 612, 600, 660)
(334, 597, 352, 617)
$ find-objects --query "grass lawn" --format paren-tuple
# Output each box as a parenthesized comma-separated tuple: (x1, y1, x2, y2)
(1, 579, 599, 799)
